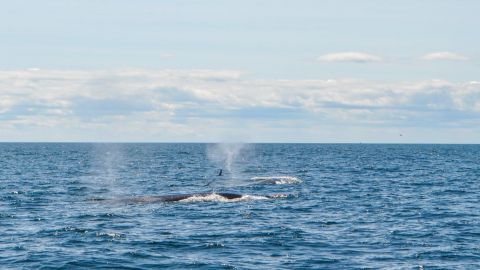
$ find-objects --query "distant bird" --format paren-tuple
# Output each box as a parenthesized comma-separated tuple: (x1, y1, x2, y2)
(218, 169, 223, 176)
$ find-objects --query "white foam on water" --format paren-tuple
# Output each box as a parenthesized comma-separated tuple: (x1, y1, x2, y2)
(250, 176, 302, 184)
(179, 193, 269, 203)
(96, 232, 123, 238)
(267, 193, 289, 199)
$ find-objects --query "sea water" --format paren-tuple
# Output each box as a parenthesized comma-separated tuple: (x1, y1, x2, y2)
(1, 143, 479, 269)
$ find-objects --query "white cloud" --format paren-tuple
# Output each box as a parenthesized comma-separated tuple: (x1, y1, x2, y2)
(0, 69, 479, 141)
(421, 51, 468, 61)
(0, 96, 15, 113)
(318, 52, 382, 63)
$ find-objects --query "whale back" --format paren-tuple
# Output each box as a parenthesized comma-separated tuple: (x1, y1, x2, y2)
(91, 192, 245, 204)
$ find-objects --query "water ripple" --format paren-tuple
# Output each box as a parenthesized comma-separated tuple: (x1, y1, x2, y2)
(1, 143, 480, 269)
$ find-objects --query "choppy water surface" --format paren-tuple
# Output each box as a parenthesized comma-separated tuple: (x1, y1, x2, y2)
(1, 143, 480, 269)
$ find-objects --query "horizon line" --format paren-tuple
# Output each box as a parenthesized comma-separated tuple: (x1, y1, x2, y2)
(0, 141, 479, 145)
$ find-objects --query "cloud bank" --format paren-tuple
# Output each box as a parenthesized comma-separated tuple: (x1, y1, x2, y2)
(421, 51, 468, 61)
(318, 52, 382, 63)
(0, 69, 479, 142)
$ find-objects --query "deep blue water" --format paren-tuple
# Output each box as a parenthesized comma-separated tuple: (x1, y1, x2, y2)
(1, 143, 480, 269)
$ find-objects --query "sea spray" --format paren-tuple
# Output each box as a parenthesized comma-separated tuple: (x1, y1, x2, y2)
(88, 143, 127, 196)
(206, 143, 253, 186)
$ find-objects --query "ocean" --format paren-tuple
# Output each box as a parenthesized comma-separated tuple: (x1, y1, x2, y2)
(1, 143, 479, 269)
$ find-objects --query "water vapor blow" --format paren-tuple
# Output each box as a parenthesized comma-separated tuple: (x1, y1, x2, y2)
(206, 143, 252, 183)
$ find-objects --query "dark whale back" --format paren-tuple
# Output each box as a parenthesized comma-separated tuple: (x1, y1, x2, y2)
(216, 193, 243, 199)
(92, 192, 245, 204)
(154, 192, 243, 201)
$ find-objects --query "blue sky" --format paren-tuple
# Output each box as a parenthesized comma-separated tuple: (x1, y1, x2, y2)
(1, 0, 479, 142)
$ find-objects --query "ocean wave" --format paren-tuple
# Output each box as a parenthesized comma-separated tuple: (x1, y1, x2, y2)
(250, 176, 302, 185)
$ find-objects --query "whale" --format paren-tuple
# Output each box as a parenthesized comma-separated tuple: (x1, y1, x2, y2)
(90, 192, 287, 204)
